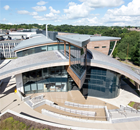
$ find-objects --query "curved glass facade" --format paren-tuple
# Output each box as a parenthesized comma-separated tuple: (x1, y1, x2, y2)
(22, 65, 121, 98)
(81, 66, 121, 98)
(17, 44, 59, 57)
(22, 66, 73, 94)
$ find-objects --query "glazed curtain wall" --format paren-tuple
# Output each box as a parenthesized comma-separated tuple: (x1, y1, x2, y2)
(17, 44, 70, 57)
(22, 65, 121, 98)
(17, 44, 58, 57)
(22, 66, 72, 94)
(58, 43, 87, 77)
(70, 45, 86, 77)
(81, 66, 121, 98)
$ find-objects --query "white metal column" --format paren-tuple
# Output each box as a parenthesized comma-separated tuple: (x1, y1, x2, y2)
(109, 40, 117, 56)
(14, 42, 17, 57)
(8, 42, 11, 58)
(2, 43, 5, 57)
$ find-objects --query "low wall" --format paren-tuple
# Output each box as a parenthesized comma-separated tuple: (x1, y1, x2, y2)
(41, 109, 109, 123)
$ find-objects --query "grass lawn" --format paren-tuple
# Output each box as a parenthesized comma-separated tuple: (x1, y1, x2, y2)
(0, 117, 48, 130)
(128, 101, 135, 107)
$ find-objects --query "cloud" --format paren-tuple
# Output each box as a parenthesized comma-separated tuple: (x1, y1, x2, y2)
(106, 0, 140, 16)
(103, 0, 140, 26)
(2, 18, 8, 22)
(33, 13, 59, 21)
(37, 1, 47, 5)
(73, 17, 102, 26)
(17, 10, 38, 15)
(33, 6, 61, 21)
(79, 0, 124, 8)
(112, 22, 128, 26)
(4, 5, 10, 10)
(54, 19, 61, 23)
(38, 23, 43, 25)
(7, 23, 13, 25)
(32, 6, 47, 12)
(64, 2, 91, 19)
(45, 12, 58, 20)
(33, 16, 42, 19)
(49, 6, 60, 14)
(63, 0, 125, 20)
(33, 16, 48, 21)
(17, 10, 29, 14)
(30, 12, 38, 16)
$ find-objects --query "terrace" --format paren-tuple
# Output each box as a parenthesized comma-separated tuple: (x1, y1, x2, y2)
(24, 91, 117, 122)
(1, 76, 140, 129)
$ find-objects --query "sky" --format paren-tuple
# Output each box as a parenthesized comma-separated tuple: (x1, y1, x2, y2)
(0, 0, 140, 26)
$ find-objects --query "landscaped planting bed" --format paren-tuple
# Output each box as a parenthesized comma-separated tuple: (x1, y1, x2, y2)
(0, 112, 70, 130)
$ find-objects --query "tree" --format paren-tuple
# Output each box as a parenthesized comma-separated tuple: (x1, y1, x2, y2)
(122, 28, 129, 33)
(130, 42, 140, 65)
(112, 48, 117, 58)
(118, 51, 127, 60)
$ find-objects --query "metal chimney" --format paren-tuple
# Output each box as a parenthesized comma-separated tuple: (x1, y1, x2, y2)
(46, 24, 48, 38)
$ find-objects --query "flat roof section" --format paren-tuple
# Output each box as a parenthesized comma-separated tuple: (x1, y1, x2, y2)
(56, 34, 90, 47)
(90, 36, 121, 42)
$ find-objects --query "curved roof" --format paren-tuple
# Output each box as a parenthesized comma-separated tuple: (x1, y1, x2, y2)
(56, 34, 90, 47)
(0, 49, 140, 85)
(88, 49, 140, 84)
(14, 35, 57, 52)
(88, 49, 130, 70)
(0, 51, 69, 80)
(0, 40, 22, 44)
(13, 34, 121, 52)
(29, 34, 44, 38)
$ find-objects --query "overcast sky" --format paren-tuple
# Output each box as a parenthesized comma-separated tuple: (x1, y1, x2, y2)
(0, 0, 140, 26)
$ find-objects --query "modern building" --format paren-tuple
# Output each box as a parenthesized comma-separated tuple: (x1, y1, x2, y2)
(0, 34, 25, 59)
(0, 29, 7, 34)
(0, 48, 2, 59)
(0, 29, 46, 59)
(0, 31, 140, 99)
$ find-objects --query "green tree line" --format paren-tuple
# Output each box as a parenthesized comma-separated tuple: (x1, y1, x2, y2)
(0, 24, 139, 65)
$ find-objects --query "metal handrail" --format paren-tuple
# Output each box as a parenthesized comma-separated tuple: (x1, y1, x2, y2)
(44, 109, 107, 121)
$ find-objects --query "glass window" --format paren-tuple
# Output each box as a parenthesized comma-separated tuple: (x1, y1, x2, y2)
(23, 66, 69, 94)
(61, 83, 67, 92)
(17, 51, 23, 57)
(24, 84, 30, 92)
(49, 83, 56, 92)
(48, 45, 58, 51)
(31, 83, 37, 91)
(56, 82, 61, 92)
(41, 46, 47, 51)
(37, 83, 43, 90)
(94, 46, 99, 48)
(82, 66, 121, 98)
(52, 45, 58, 50)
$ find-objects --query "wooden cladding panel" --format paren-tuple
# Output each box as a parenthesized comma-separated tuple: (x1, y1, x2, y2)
(66, 66, 86, 89)
(87, 40, 110, 55)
